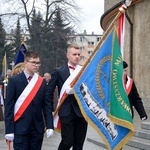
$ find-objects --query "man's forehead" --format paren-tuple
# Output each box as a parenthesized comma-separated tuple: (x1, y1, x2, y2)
(29, 57, 40, 60)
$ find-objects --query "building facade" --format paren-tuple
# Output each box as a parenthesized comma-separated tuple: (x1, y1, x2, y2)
(104, 0, 150, 106)
(68, 31, 102, 65)
(6, 30, 102, 68)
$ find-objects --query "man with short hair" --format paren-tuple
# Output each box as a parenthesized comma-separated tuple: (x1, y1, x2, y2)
(43, 72, 51, 85)
(49, 44, 87, 150)
(6, 69, 12, 78)
(5, 51, 54, 150)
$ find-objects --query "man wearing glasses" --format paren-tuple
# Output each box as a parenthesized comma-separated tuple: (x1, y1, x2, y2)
(4, 51, 54, 150)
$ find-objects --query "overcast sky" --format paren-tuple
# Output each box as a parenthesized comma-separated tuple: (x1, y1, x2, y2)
(0, 0, 104, 34)
(75, 0, 104, 34)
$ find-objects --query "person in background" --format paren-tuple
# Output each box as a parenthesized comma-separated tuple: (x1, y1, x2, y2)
(123, 61, 148, 120)
(0, 84, 4, 121)
(120, 61, 148, 150)
(49, 44, 87, 150)
(43, 72, 51, 85)
(1, 69, 12, 100)
(5, 51, 54, 150)
(6, 69, 12, 78)
(0, 83, 4, 106)
(43, 72, 58, 111)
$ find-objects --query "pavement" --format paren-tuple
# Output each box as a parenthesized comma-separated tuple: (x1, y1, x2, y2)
(0, 121, 105, 150)
(0, 108, 149, 150)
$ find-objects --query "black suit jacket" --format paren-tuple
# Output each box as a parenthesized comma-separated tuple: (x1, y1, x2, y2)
(49, 65, 83, 117)
(127, 79, 147, 119)
(5, 72, 53, 135)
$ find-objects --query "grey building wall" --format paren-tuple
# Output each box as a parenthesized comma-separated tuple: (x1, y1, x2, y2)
(104, 0, 150, 107)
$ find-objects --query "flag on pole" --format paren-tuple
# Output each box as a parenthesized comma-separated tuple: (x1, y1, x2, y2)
(11, 43, 27, 75)
(1, 52, 8, 99)
(118, 12, 125, 57)
(1, 52, 7, 78)
(14, 43, 27, 66)
(73, 27, 134, 150)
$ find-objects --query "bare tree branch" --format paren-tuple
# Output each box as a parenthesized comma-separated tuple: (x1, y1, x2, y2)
(0, 0, 82, 34)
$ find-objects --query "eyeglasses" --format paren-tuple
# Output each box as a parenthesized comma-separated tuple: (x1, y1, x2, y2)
(27, 61, 41, 66)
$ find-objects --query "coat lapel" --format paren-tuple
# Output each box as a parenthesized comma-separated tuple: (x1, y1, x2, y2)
(63, 65, 70, 80)
(20, 72, 28, 86)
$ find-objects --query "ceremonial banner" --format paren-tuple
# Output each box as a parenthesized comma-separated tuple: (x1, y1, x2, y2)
(118, 13, 125, 57)
(14, 43, 27, 66)
(73, 28, 134, 150)
(12, 43, 27, 75)
(1, 52, 7, 78)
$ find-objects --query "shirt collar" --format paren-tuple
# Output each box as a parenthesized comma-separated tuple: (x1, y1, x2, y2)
(24, 71, 34, 80)
(68, 63, 76, 69)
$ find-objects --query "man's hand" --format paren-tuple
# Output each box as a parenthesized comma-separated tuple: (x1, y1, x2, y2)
(5, 133, 14, 141)
(46, 129, 54, 138)
(141, 116, 148, 121)
(66, 86, 73, 94)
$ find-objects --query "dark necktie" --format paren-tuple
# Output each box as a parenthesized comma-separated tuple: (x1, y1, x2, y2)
(69, 66, 75, 70)
(28, 76, 32, 82)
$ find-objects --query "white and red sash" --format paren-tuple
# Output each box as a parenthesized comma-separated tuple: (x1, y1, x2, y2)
(0, 86, 4, 106)
(54, 65, 82, 131)
(14, 73, 43, 122)
(125, 76, 133, 95)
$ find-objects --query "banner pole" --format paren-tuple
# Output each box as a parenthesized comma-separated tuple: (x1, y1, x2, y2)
(53, 5, 127, 117)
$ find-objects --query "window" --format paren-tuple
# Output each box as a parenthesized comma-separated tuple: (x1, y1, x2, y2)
(71, 37, 76, 42)
(88, 41, 94, 45)
(88, 51, 93, 57)
(97, 37, 101, 41)
(80, 46, 84, 51)
(80, 56, 84, 60)
(80, 36, 83, 42)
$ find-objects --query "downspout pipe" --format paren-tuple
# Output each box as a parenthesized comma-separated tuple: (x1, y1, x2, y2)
(125, 12, 133, 78)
